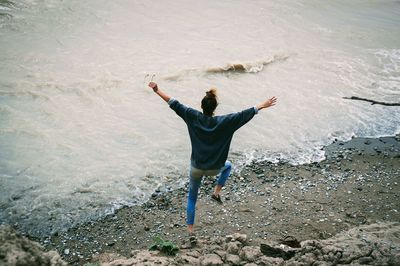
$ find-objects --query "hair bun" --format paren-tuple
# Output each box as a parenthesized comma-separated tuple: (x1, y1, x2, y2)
(206, 88, 217, 98)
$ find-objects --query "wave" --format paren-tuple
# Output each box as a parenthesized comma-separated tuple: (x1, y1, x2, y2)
(0, 0, 15, 20)
(0, 0, 15, 9)
(163, 54, 289, 81)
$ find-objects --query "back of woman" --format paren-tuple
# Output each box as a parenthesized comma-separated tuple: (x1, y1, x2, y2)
(147, 81, 277, 242)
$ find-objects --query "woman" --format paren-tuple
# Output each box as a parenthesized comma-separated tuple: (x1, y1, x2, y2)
(148, 82, 277, 236)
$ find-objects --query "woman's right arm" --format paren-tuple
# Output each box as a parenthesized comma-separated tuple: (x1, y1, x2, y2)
(148, 82, 199, 121)
(148, 82, 171, 102)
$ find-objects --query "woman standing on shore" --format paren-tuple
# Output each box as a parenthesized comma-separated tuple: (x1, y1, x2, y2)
(148, 82, 277, 236)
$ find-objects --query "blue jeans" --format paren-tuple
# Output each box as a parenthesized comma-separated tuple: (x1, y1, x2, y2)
(186, 161, 232, 225)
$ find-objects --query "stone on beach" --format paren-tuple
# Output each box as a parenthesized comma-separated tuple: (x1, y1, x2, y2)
(199, 253, 224, 266)
(287, 222, 400, 265)
(0, 225, 67, 266)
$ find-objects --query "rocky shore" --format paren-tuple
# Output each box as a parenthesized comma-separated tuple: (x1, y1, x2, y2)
(91, 222, 400, 265)
(2, 134, 400, 265)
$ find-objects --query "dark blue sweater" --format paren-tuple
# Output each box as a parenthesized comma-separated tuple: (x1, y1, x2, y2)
(168, 98, 257, 170)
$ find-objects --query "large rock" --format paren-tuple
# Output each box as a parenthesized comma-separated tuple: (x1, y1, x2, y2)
(200, 253, 223, 266)
(92, 252, 126, 264)
(232, 233, 248, 244)
(239, 246, 261, 262)
(178, 254, 200, 265)
(225, 254, 241, 265)
(285, 222, 400, 265)
(225, 241, 242, 255)
(0, 225, 67, 266)
(257, 255, 284, 265)
(259, 241, 296, 260)
(102, 250, 172, 266)
(225, 233, 248, 244)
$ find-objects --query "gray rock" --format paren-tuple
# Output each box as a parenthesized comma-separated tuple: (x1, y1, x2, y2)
(200, 253, 224, 266)
(225, 254, 241, 265)
(225, 241, 242, 255)
(233, 233, 248, 244)
(104, 250, 171, 266)
(257, 255, 284, 265)
(388, 253, 400, 265)
(206, 244, 223, 253)
(285, 222, 399, 265)
(214, 250, 226, 260)
(186, 250, 201, 258)
(239, 246, 261, 262)
(179, 255, 200, 265)
(259, 242, 296, 260)
(225, 235, 234, 243)
(93, 252, 127, 264)
(0, 225, 67, 266)
(357, 256, 373, 264)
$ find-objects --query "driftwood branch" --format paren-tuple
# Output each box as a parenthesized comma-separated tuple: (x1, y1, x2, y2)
(343, 96, 400, 106)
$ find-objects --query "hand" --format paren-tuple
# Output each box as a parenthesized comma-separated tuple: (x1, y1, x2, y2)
(257, 96, 277, 110)
(264, 96, 277, 108)
(148, 82, 158, 92)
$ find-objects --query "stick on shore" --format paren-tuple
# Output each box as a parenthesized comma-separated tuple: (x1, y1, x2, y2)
(343, 96, 400, 106)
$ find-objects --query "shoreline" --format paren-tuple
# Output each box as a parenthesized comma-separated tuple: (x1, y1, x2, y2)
(30, 134, 400, 264)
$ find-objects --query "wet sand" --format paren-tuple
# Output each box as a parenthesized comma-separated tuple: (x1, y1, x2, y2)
(36, 135, 400, 265)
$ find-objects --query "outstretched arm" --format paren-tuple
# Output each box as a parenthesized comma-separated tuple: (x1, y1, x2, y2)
(256, 96, 277, 111)
(148, 82, 198, 122)
(148, 82, 171, 102)
(226, 96, 277, 131)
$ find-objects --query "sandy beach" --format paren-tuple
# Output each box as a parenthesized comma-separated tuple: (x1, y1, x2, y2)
(26, 134, 399, 265)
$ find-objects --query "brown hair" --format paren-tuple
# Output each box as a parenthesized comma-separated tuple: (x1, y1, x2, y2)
(201, 88, 218, 116)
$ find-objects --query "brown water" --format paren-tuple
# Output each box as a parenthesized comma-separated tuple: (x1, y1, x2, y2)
(0, 0, 399, 237)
